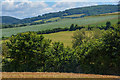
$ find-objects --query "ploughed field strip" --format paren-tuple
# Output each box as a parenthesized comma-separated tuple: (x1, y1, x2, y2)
(2, 72, 120, 78)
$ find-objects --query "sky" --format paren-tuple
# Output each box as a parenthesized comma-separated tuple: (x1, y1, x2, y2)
(0, 0, 119, 19)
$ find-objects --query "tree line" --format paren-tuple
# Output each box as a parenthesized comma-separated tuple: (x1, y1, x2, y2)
(36, 21, 119, 34)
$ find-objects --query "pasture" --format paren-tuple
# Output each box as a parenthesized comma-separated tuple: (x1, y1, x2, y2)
(44, 31, 75, 47)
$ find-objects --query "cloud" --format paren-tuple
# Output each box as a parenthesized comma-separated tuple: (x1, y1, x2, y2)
(1, 0, 118, 19)
(1, 0, 119, 2)
(56, 0, 119, 2)
(52, 2, 98, 12)
(52, 2, 76, 11)
(1, 1, 52, 19)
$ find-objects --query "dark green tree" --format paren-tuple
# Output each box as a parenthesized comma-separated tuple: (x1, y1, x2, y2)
(105, 21, 111, 30)
(2, 32, 51, 72)
(75, 26, 120, 75)
(43, 42, 78, 72)
(69, 24, 75, 31)
(117, 21, 120, 25)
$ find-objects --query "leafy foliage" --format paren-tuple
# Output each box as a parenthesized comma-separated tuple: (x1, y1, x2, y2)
(2, 22, 120, 75)
(74, 25, 120, 75)
(2, 32, 51, 71)
(72, 28, 103, 48)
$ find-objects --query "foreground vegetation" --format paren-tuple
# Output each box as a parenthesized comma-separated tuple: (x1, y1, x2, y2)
(2, 21, 120, 75)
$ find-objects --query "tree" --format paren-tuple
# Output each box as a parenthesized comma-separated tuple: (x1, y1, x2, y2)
(69, 24, 75, 31)
(87, 25, 92, 30)
(72, 30, 85, 48)
(105, 21, 111, 30)
(2, 32, 51, 72)
(75, 26, 120, 75)
(72, 29, 102, 48)
(117, 21, 120, 25)
(43, 42, 78, 72)
(75, 24, 78, 29)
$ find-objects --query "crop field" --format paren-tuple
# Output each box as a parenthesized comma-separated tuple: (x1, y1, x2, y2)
(34, 17, 61, 23)
(45, 17, 61, 22)
(63, 14, 84, 17)
(1, 72, 120, 79)
(34, 19, 42, 22)
(2, 14, 119, 37)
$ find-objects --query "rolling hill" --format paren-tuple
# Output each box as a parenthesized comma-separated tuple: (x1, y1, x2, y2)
(0, 16, 20, 24)
(1, 13, 119, 37)
(19, 5, 119, 24)
(0, 5, 119, 24)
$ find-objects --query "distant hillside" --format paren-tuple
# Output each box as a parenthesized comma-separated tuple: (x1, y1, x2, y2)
(2, 14, 119, 37)
(20, 5, 119, 23)
(0, 16, 20, 24)
(1, 5, 119, 24)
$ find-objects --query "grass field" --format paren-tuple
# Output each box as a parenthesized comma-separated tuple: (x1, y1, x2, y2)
(44, 31, 75, 47)
(34, 19, 42, 22)
(46, 17, 61, 22)
(2, 72, 120, 79)
(1, 14, 119, 37)
(34, 17, 61, 23)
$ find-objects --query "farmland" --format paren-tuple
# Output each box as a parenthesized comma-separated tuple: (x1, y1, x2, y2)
(63, 14, 84, 17)
(1, 3, 120, 79)
(2, 14, 119, 37)
(2, 72, 120, 79)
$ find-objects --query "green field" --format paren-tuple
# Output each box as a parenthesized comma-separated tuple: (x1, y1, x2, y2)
(44, 31, 75, 47)
(46, 17, 61, 22)
(2, 14, 119, 37)
(34, 17, 61, 23)
(63, 14, 84, 17)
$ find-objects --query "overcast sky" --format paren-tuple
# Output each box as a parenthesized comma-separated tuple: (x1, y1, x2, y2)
(0, 0, 119, 19)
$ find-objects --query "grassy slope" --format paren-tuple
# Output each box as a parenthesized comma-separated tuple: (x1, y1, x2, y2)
(44, 31, 75, 47)
(2, 14, 119, 37)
